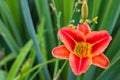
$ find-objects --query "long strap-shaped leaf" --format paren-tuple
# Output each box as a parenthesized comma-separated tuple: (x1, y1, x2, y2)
(20, 0, 51, 79)
(97, 56, 120, 80)
(0, 0, 22, 46)
(7, 40, 33, 80)
(98, 0, 120, 34)
(106, 28, 120, 60)
(0, 20, 19, 56)
(35, 0, 56, 52)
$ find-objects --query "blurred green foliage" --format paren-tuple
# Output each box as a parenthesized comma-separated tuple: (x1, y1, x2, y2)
(0, 0, 120, 80)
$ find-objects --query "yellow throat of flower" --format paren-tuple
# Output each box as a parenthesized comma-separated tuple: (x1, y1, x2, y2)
(74, 42, 92, 58)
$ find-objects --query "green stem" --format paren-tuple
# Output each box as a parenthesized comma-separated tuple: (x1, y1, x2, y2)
(53, 59, 59, 78)
(68, 1, 80, 25)
(77, 74, 83, 80)
(51, 0, 58, 16)
(51, 1, 62, 78)
(53, 61, 68, 80)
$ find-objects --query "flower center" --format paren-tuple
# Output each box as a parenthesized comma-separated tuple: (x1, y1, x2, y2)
(74, 42, 92, 58)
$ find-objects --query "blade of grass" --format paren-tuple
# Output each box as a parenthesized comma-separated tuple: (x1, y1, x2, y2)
(26, 48, 36, 80)
(17, 59, 56, 80)
(5, 0, 22, 35)
(0, 53, 15, 67)
(50, 1, 62, 78)
(37, 17, 47, 60)
(7, 39, 33, 80)
(29, 68, 41, 80)
(53, 61, 68, 80)
(63, 0, 75, 25)
(91, 0, 102, 19)
(97, 55, 120, 80)
(82, 65, 97, 80)
(111, 49, 120, 63)
(35, 0, 56, 50)
(87, 0, 94, 19)
(53, 59, 59, 78)
(68, 66, 76, 80)
(0, 70, 7, 80)
(20, 0, 51, 79)
(90, 0, 102, 30)
(54, 0, 64, 26)
(0, 1, 23, 46)
(0, 20, 19, 56)
(106, 28, 120, 60)
(94, 0, 109, 30)
(98, 0, 120, 34)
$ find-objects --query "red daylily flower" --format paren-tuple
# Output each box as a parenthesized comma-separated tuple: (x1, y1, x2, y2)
(52, 24, 112, 75)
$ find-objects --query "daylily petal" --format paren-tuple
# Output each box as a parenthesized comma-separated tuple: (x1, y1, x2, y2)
(86, 30, 110, 44)
(69, 53, 91, 75)
(59, 27, 84, 51)
(91, 36, 112, 56)
(52, 45, 70, 59)
(78, 24, 91, 35)
(92, 53, 110, 69)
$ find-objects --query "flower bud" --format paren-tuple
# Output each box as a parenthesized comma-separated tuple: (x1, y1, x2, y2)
(81, 1, 88, 22)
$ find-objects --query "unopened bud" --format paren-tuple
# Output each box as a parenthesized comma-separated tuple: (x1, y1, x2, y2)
(81, 1, 88, 22)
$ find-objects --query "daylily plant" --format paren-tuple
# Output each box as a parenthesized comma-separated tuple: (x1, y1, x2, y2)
(52, 24, 112, 75)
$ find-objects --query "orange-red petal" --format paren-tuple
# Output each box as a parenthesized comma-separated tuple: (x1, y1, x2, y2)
(92, 53, 110, 69)
(92, 36, 112, 56)
(69, 53, 91, 75)
(86, 30, 110, 44)
(86, 31, 112, 56)
(78, 24, 91, 35)
(52, 45, 70, 59)
(59, 27, 84, 51)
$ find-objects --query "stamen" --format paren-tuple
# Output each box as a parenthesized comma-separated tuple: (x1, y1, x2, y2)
(74, 42, 91, 58)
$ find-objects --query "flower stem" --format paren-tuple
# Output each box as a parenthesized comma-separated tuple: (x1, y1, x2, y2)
(53, 60, 68, 80)
(77, 74, 83, 80)
(53, 59, 59, 78)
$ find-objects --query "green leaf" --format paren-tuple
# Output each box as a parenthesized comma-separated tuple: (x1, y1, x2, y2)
(37, 17, 47, 60)
(18, 59, 56, 80)
(0, 54, 15, 67)
(5, 0, 22, 34)
(111, 50, 120, 63)
(98, 0, 120, 33)
(97, 57, 120, 80)
(20, 0, 51, 79)
(0, 1, 23, 46)
(106, 28, 120, 60)
(87, 0, 102, 19)
(0, 70, 7, 80)
(82, 65, 96, 80)
(63, 0, 75, 25)
(35, 0, 56, 50)
(0, 20, 19, 55)
(7, 40, 33, 80)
